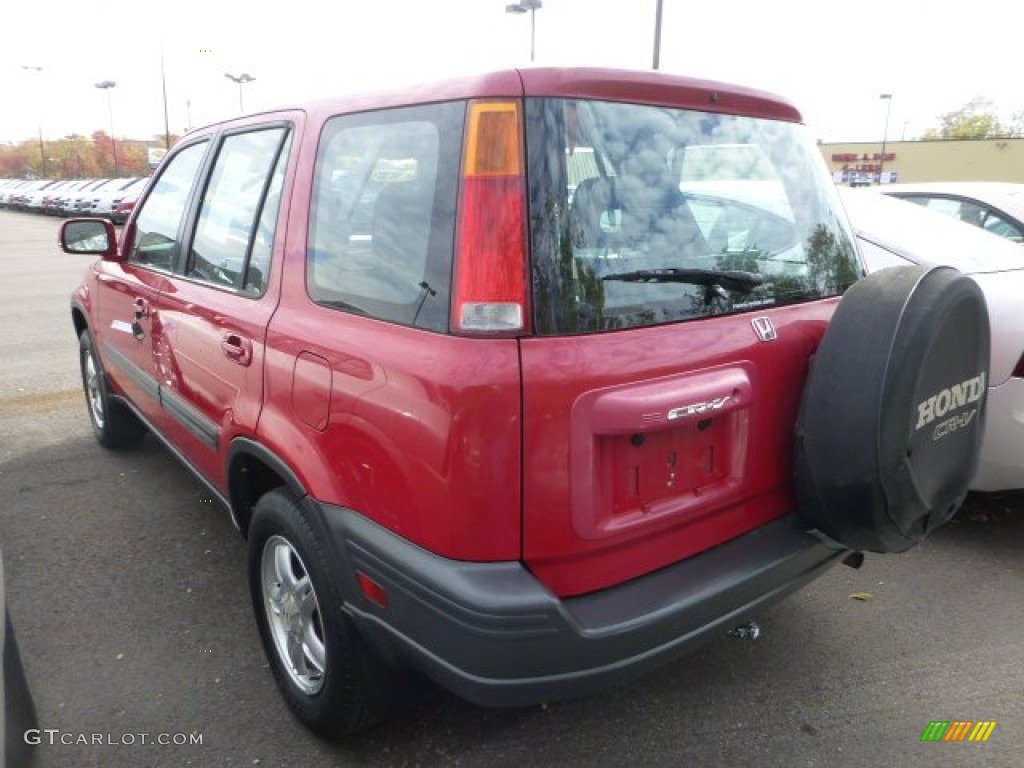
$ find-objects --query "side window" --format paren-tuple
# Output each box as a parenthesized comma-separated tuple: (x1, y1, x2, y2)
(245, 133, 292, 294)
(308, 102, 464, 331)
(919, 196, 962, 220)
(955, 200, 986, 228)
(131, 142, 208, 270)
(898, 195, 1023, 243)
(188, 127, 289, 292)
(979, 209, 1024, 243)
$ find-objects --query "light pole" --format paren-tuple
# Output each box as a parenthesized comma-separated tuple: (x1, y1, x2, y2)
(66, 134, 83, 178)
(224, 72, 255, 112)
(505, 0, 543, 63)
(161, 47, 171, 149)
(878, 93, 893, 185)
(95, 80, 119, 177)
(653, 0, 664, 69)
(22, 65, 46, 178)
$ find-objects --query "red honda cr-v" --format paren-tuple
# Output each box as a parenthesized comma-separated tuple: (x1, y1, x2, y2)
(59, 67, 989, 739)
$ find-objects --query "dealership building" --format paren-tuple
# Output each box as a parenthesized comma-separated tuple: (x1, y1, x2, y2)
(818, 137, 1024, 186)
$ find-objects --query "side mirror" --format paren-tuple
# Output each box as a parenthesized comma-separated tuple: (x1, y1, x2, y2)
(59, 218, 120, 260)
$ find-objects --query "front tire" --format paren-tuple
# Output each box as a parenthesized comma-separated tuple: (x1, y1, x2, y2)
(247, 489, 409, 739)
(78, 329, 145, 450)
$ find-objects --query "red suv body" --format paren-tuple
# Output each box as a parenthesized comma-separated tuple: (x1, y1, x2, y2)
(61, 67, 988, 738)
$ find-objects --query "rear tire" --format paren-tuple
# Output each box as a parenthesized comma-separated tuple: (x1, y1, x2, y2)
(247, 488, 415, 739)
(78, 329, 145, 450)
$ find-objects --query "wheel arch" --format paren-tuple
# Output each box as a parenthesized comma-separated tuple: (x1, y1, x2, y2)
(71, 302, 89, 339)
(227, 437, 308, 537)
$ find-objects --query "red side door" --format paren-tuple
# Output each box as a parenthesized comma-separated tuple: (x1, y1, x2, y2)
(149, 124, 294, 489)
(93, 141, 211, 432)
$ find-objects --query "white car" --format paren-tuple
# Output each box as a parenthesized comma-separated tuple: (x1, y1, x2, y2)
(841, 188, 1024, 492)
(881, 182, 1024, 245)
(90, 176, 146, 218)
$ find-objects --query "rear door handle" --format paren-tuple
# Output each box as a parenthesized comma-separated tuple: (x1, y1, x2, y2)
(131, 297, 150, 340)
(220, 333, 253, 366)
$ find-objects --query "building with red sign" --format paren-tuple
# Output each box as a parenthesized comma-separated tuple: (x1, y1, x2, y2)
(819, 137, 1024, 185)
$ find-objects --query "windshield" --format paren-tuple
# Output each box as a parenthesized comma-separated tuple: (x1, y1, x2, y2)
(526, 98, 862, 334)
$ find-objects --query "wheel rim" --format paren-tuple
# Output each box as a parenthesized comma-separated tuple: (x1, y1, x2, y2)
(261, 535, 326, 695)
(82, 348, 105, 429)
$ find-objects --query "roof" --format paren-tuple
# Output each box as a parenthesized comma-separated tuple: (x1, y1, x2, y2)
(186, 67, 804, 137)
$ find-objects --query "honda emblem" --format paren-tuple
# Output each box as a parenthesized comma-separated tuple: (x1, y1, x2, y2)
(751, 316, 777, 342)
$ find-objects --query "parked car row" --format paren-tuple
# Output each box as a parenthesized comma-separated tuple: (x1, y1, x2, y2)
(0, 176, 148, 224)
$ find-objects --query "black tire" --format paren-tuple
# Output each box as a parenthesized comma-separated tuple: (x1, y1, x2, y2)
(78, 329, 146, 450)
(795, 265, 990, 553)
(247, 488, 412, 739)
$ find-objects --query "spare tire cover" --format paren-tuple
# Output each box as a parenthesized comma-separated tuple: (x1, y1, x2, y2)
(795, 264, 990, 553)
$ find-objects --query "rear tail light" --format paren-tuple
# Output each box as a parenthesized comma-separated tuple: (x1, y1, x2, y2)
(452, 100, 530, 335)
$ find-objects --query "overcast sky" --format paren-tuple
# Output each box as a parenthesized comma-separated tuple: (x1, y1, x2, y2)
(2, 0, 1019, 148)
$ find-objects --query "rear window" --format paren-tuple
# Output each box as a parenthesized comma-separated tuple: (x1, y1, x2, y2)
(526, 98, 861, 334)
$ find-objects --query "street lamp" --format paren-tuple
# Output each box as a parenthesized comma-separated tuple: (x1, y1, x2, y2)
(652, 0, 664, 69)
(505, 0, 543, 63)
(66, 134, 84, 178)
(878, 93, 893, 185)
(161, 47, 171, 149)
(21, 65, 46, 178)
(224, 72, 255, 112)
(95, 80, 119, 177)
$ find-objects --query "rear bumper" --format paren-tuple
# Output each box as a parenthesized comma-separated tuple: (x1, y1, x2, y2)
(319, 504, 847, 707)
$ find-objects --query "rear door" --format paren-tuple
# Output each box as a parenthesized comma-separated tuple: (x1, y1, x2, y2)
(520, 93, 861, 597)
(150, 122, 294, 488)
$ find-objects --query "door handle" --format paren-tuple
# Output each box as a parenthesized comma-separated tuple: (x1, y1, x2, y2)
(220, 333, 253, 367)
(131, 297, 149, 340)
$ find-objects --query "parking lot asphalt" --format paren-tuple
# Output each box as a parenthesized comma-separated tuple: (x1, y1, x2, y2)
(1, 209, 1021, 767)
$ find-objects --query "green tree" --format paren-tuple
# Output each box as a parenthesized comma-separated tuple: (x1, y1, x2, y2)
(1008, 110, 1024, 137)
(922, 97, 1021, 140)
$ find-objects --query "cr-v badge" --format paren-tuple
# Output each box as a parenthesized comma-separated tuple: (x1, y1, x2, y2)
(667, 396, 731, 420)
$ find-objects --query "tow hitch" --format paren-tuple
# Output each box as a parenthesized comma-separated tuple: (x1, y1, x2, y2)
(728, 621, 761, 641)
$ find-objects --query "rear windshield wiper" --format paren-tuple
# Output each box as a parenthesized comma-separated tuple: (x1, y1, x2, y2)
(602, 268, 764, 294)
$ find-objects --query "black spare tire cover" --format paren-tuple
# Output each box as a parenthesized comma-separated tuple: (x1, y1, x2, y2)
(795, 265, 990, 553)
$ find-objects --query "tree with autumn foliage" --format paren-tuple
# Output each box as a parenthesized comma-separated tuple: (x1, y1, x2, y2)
(0, 133, 178, 180)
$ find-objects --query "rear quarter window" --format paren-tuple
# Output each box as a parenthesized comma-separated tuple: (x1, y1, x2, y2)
(308, 102, 465, 332)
